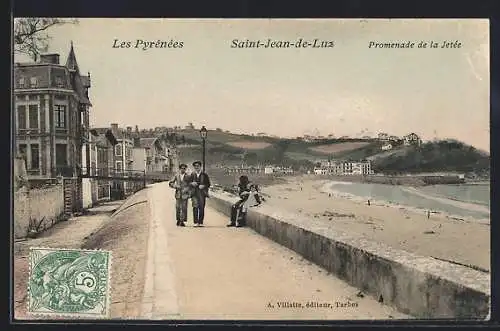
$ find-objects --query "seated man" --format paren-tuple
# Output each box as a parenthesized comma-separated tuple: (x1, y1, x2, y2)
(227, 176, 264, 227)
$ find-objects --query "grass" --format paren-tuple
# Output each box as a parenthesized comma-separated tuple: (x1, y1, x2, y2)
(309, 142, 371, 154)
(331, 142, 385, 160)
(226, 141, 272, 149)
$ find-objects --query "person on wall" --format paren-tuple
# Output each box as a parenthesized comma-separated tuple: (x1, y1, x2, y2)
(227, 176, 264, 227)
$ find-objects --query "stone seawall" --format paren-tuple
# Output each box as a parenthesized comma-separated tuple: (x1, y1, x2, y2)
(207, 191, 490, 319)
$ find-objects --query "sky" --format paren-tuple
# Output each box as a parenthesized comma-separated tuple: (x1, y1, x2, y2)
(14, 18, 490, 151)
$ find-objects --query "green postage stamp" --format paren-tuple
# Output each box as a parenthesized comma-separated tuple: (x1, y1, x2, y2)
(28, 247, 112, 318)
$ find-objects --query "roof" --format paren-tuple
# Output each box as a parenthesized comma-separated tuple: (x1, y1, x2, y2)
(66, 42, 79, 72)
(90, 129, 114, 147)
(66, 42, 92, 106)
(138, 138, 158, 149)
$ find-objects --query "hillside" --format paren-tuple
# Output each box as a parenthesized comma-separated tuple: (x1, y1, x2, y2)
(371, 140, 490, 176)
(168, 129, 489, 176)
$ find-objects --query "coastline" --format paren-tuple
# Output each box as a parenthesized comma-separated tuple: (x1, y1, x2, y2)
(259, 175, 490, 271)
(320, 180, 490, 225)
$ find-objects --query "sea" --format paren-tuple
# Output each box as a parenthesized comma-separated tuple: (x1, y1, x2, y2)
(324, 181, 490, 221)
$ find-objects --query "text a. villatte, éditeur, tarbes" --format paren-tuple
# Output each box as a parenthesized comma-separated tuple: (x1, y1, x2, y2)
(271, 301, 359, 309)
(231, 38, 334, 49)
(112, 38, 184, 50)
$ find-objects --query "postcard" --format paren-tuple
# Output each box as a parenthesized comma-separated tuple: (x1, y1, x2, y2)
(12, 18, 490, 321)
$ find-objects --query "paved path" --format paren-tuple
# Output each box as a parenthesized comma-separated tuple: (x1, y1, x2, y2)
(141, 182, 408, 320)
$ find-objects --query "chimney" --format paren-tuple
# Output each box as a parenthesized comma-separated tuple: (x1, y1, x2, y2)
(39, 53, 60, 64)
(133, 137, 141, 147)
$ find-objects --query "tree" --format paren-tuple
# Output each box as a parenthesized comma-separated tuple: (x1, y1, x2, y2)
(14, 18, 78, 61)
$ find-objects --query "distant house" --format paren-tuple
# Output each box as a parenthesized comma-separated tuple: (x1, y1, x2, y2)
(403, 133, 422, 146)
(378, 133, 389, 141)
(272, 166, 294, 175)
(93, 123, 136, 195)
(381, 143, 393, 151)
(264, 166, 274, 174)
(314, 168, 328, 175)
(351, 161, 372, 175)
(87, 129, 115, 203)
(133, 137, 170, 173)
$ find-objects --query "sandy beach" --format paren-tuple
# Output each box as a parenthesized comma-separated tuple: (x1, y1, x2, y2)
(261, 176, 490, 272)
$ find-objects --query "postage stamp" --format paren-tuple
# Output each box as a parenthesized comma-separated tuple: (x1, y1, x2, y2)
(28, 247, 112, 318)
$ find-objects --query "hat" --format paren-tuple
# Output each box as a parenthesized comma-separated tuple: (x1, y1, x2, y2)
(179, 163, 187, 169)
(192, 161, 202, 166)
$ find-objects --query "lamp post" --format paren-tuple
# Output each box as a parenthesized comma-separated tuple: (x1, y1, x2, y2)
(200, 126, 207, 172)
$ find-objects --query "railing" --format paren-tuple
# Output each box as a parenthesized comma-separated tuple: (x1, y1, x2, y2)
(52, 166, 75, 177)
(77, 166, 171, 184)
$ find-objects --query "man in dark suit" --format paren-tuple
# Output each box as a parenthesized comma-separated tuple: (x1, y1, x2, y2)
(190, 160, 211, 226)
(168, 163, 191, 226)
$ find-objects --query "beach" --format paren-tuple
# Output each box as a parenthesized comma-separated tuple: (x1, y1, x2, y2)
(260, 175, 490, 272)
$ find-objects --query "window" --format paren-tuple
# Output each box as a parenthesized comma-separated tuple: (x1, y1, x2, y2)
(115, 144, 122, 156)
(17, 105, 26, 129)
(30, 77, 38, 88)
(30, 144, 40, 169)
(18, 77, 26, 88)
(55, 76, 64, 88)
(18, 144, 27, 163)
(56, 144, 67, 166)
(54, 105, 66, 128)
(116, 161, 123, 172)
(28, 105, 38, 129)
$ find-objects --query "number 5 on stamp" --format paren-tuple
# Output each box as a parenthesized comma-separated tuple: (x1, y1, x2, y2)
(28, 247, 112, 318)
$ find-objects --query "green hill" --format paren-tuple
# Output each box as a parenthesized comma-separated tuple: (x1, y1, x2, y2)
(166, 129, 489, 176)
(371, 140, 490, 176)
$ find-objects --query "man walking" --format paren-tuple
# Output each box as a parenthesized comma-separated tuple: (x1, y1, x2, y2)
(190, 160, 211, 226)
(168, 163, 191, 226)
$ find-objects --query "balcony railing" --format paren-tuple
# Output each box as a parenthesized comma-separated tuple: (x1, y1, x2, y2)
(17, 128, 40, 135)
(52, 165, 75, 177)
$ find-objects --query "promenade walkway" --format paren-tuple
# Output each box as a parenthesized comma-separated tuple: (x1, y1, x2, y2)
(141, 182, 408, 320)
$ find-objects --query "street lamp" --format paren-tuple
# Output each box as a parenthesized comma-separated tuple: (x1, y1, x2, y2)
(200, 126, 208, 172)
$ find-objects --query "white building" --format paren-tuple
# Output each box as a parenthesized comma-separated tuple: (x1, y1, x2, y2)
(313, 160, 373, 176)
(314, 168, 328, 175)
(378, 133, 389, 141)
(132, 137, 170, 174)
(264, 166, 274, 174)
(381, 143, 393, 151)
(403, 133, 422, 146)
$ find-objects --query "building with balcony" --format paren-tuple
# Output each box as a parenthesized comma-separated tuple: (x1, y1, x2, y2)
(313, 160, 373, 176)
(403, 132, 422, 146)
(79, 129, 115, 206)
(132, 137, 170, 174)
(93, 123, 136, 195)
(14, 43, 92, 179)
